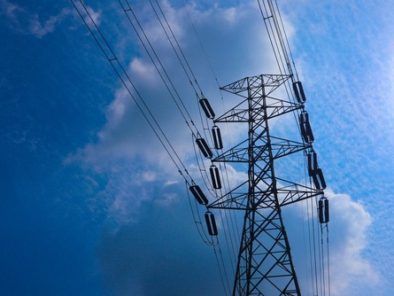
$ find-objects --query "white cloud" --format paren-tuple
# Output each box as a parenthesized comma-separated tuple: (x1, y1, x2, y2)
(129, 58, 157, 84)
(70, 0, 281, 164)
(76, 3, 102, 29)
(64, 1, 391, 294)
(65, 1, 305, 232)
(29, 8, 72, 38)
(222, 7, 238, 24)
(141, 170, 156, 182)
(68, 9, 382, 293)
(289, 188, 379, 295)
(92, 163, 181, 225)
(69, 6, 380, 288)
(326, 190, 379, 295)
(164, 180, 178, 186)
(0, 0, 21, 20)
(85, 5, 101, 27)
(280, 3, 394, 290)
(63, 1, 285, 237)
(0, 0, 101, 38)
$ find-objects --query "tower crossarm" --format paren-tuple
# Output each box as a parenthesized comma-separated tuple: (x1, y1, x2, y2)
(207, 181, 321, 210)
(214, 96, 302, 123)
(213, 138, 267, 163)
(220, 74, 291, 96)
(208, 73, 321, 295)
(266, 101, 303, 120)
(270, 136, 311, 159)
(276, 177, 323, 206)
(213, 137, 309, 163)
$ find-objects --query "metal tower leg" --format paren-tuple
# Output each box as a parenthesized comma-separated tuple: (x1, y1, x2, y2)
(232, 76, 300, 295)
(210, 75, 303, 295)
(233, 208, 301, 295)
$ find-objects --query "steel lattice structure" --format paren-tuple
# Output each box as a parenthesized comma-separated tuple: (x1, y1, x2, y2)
(70, 0, 332, 294)
(208, 74, 323, 295)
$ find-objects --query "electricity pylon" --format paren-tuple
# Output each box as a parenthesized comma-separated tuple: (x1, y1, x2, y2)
(208, 74, 323, 295)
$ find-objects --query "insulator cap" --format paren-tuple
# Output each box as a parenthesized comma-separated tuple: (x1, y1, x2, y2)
(204, 211, 218, 236)
(199, 98, 215, 119)
(189, 185, 208, 205)
(307, 151, 318, 177)
(209, 164, 222, 189)
(312, 168, 327, 190)
(300, 111, 314, 143)
(212, 125, 223, 150)
(196, 137, 213, 159)
(324, 198, 329, 223)
(293, 81, 306, 103)
(318, 197, 329, 224)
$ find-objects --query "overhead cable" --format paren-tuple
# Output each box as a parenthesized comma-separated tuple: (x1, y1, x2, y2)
(71, 0, 195, 185)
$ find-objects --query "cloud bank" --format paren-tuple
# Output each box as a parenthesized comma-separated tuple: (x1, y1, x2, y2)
(66, 1, 379, 295)
(0, 0, 101, 38)
(317, 190, 378, 295)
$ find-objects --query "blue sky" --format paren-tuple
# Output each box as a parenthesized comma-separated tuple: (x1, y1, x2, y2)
(1, 0, 393, 295)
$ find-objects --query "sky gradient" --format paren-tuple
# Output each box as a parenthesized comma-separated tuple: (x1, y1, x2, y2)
(1, 0, 393, 295)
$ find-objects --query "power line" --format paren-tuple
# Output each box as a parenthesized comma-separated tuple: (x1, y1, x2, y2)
(150, 0, 204, 96)
(118, 0, 201, 138)
(71, 0, 197, 187)
(257, 1, 332, 294)
(73, 1, 332, 294)
(146, 2, 241, 275)
(118, 3, 238, 292)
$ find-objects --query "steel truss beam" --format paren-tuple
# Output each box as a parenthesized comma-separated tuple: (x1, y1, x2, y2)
(208, 74, 307, 295)
(208, 178, 322, 210)
(213, 136, 310, 163)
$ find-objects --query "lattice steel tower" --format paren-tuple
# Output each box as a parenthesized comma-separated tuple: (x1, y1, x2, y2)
(207, 74, 325, 295)
(71, 0, 330, 295)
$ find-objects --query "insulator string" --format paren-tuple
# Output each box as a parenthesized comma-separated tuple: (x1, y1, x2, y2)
(148, 2, 240, 278)
(71, 0, 201, 187)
